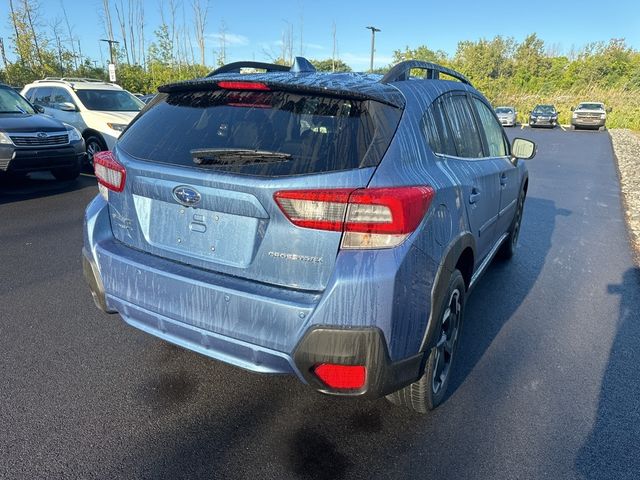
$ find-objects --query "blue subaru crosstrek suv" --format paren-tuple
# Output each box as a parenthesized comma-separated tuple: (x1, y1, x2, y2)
(83, 57, 535, 413)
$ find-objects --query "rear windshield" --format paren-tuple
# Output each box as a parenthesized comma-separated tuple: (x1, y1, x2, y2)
(117, 89, 402, 177)
(75, 89, 143, 111)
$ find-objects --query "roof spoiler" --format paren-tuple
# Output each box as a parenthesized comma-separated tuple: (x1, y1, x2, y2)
(207, 56, 316, 77)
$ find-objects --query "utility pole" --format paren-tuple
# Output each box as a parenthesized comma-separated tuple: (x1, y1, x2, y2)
(100, 38, 119, 65)
(100, 38, 119, 82)
(365, 26, 380, 72)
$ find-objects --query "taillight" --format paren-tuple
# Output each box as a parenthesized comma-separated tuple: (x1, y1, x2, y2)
(314, 364, 366, 390)
(274, 186, 434, 249)
(94, 151, 126, 198)
(217, 81, 270, 91)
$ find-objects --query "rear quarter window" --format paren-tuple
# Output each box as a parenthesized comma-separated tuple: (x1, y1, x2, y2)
(118, 89, 401, 177)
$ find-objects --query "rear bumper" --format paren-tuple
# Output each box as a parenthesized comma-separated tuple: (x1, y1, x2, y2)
(83, 255, 424, 395)
(0, 142, 85, 172)
(83, 195, 433, 397)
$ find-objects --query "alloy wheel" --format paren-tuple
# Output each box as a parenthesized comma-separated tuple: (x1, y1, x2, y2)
(432, 288, 462, 395)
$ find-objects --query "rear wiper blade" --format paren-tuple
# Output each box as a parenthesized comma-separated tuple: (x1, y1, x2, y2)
(191, 148, 292, 166)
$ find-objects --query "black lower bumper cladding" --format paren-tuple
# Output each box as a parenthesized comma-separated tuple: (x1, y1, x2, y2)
(293, 327, 424, 398)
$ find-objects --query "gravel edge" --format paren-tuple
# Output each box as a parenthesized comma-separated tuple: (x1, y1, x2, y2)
(609, 129, 640, 264)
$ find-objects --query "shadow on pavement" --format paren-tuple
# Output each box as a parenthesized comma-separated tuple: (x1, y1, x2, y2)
(0, 171, 96, 205)
(99, 196, 570, 480)
(448, 196, 570, 396)
(575, 267, 640, 479)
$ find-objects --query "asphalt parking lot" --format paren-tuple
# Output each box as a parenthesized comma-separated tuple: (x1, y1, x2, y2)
(1, 128, 638, 479)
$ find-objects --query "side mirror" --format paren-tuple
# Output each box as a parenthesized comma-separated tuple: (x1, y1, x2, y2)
(570, 107, 574, 111)
(34, 104, 45, 114)
(607, 107, 612, 113)
(58, 102, 77, 112)
(512, 138, 536, 160)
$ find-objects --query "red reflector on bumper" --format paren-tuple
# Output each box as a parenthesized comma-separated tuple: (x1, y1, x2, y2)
(314, 364, 366, 390)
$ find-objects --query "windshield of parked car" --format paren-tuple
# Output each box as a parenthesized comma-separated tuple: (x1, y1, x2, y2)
(533, 105, 556, 114)
(74, 89, 143, 112)
(495, 107, 514, 114)
(118, 89, 402, 177)
(0, 87, 36, 114)
(577, 103, 604, 111)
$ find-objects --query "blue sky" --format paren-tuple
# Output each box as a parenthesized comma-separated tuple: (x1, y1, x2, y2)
(2, 0, 639, 71)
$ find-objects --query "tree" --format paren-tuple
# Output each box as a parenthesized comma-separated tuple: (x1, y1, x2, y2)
(310, 58, 352, 72)
(393, 45, 448, 65)
(512, 33, 549, 87)
(192, 0, 210, 66)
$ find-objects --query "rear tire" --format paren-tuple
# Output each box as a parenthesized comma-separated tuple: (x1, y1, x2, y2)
(498, 186, 526, 260)
(52, 165, 80, 181)
(386, 269, 466, 413)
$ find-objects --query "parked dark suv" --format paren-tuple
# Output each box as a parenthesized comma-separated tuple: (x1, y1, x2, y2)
(84, 58, 535, 413)
(0, 83, 85, 180)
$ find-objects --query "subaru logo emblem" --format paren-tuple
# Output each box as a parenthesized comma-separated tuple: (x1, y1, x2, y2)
(173, 186, 201, 207)
(37, 132, 48, 139)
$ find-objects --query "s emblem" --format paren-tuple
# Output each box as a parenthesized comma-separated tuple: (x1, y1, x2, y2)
(173, 186, 201, 207)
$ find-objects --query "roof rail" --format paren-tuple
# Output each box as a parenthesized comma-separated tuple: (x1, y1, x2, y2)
(381, 60, 471, 85)
(206, 57, 317, 77)
(37, 77, 108, 83)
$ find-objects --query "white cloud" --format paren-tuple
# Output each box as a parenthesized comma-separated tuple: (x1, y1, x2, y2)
(304, 43, 325, 51)
(206, 32, 249, 47)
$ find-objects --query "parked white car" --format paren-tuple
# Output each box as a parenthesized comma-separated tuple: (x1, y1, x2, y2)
(21, 78, 144, 163)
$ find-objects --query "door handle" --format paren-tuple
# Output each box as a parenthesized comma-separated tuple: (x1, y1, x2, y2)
(469, 188, 481, 204)
(500, 173, 508, 186)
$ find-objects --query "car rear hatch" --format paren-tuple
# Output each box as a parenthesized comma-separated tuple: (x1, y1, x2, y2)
(105, 79, 403, 292)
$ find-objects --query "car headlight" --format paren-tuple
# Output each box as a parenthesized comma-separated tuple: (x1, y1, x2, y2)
(572, 113, 578, 119)
(600, 113, 606, 120)
(63, 124, 82, 142)
(0, 131, 12, 145)
(107, 123, 128, 132)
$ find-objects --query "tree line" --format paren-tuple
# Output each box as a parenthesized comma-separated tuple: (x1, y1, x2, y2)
(1, 2, 638, 127)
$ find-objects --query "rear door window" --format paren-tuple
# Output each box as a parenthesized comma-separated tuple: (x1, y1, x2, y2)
(441, 94, 484, 158)
(423, 99, 457, 156)
(118, 89, 402, 177)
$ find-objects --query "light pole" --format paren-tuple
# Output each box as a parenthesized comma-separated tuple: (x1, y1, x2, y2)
(365, 26, 381, 72)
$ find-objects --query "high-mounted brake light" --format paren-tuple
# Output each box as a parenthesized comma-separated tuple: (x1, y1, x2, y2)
(217, 81, 270, 91)
(93, 151, 126, 193)
(314, 364, 366, 390)
(274, 186, 434, 249)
